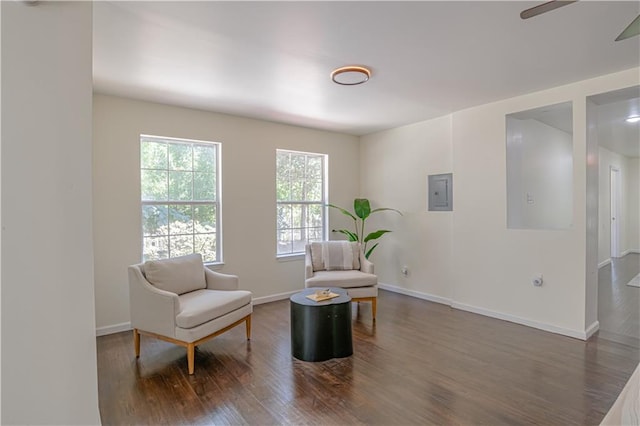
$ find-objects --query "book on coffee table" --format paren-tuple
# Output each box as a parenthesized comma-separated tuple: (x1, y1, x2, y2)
(306, 291, 340, 302)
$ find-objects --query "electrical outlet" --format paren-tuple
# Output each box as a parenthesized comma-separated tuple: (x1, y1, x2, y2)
(401, 266, 409, 276)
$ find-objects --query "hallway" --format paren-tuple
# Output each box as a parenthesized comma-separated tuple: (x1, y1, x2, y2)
(598, 253, 640, 347)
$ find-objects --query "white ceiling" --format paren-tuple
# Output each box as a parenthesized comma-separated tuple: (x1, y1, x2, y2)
(592, 87, 640, 158)
(507, 87, 640, 158)
(93, 1, 640, 136)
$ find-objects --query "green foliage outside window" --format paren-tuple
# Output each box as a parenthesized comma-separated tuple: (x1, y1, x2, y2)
(276, 150, 326, 255)
(141, 136, 219, 262)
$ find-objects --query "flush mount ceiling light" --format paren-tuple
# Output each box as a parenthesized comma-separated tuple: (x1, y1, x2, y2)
(331, 66, 371, 86)
(625, 115, 640, 123)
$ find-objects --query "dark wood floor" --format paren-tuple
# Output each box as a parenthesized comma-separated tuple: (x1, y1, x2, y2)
(598, 253, 640, 346)
(97, 289, 639, 425)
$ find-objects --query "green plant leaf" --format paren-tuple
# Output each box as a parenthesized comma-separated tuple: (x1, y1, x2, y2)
(328, 199, 401, 258)
(354, 198, 371, 220)
(365, 243, 379, 259)
(364, 229, 392, 242)
(370, 207, 403, 216)
(327, 203, 357, 221)
(333, 229, 358, 241)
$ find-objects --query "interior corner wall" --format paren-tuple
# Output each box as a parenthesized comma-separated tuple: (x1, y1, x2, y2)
(92, 94, 359, 331)
(451, 95, 588, 335)
(1, 2, 100, 424)
(625, 157, 640, 252)
(359, 116, 454, 302)
(360, 67, 639, 339)
(452, 69, 638, 336)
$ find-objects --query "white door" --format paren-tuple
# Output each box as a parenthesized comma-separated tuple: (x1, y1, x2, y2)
(610, 167, 621, 258)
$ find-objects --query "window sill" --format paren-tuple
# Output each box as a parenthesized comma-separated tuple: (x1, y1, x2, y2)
(277, 253, 304, 262)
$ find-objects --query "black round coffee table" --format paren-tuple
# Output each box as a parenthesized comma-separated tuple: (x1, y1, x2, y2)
(290, 287, 353, 362)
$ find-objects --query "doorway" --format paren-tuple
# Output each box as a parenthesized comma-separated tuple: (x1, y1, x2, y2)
(588, 85, 640, 345)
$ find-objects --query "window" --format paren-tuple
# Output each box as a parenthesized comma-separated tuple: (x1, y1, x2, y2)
(276, 150, 327, 256)
(140, 135, 221, 262)
(506, 102, 573, 230)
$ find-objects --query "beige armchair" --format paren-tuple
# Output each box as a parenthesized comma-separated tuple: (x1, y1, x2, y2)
(305, 241, 378, 320)
(128, 253, 252, 375)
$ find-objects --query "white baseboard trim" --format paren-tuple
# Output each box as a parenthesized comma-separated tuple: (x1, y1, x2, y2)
(378, 282, 452, 306)
(379, 282, 592, 341)
(598, 258, 612, 269)
(96, 322, 131, 337)
(600, 250, 639, 268)
(451, 301, 590, 340)
(97, 286, 601, 340)
(585, 320, 600, 339)
(252, 290, 299, 305)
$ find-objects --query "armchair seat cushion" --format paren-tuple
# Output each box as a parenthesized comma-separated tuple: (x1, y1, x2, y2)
(176, 289, 252, 329)
(306, 270, 377, 288)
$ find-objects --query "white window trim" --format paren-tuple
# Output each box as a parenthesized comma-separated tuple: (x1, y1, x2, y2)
(140, 134, 222, 264)
(275, 149, 328, 258)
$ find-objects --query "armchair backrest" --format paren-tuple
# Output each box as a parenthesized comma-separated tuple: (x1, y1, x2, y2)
(307, 241, 361, 272)
(142, 253, 206, 295)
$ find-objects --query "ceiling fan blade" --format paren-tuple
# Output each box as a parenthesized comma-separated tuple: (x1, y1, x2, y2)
(520, 1, 577, 20)
(615, 14, 640, 41)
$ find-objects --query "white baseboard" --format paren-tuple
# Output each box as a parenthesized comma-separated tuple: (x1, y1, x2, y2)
(97, 286, 601, 340)
(96, 322, 131, 337)
(585, 320, 600, 339)
(600, 250, 639, 268)
(252, 290, 299, 305)
(379, 282, 592, 341)
(598, 258, 612, 269)
(377, 282, 451, 306)
(451, 301, 590, 340)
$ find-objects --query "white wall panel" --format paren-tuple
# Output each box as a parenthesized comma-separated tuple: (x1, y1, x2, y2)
(361, 68, 639, 338)
(359, 116, 454, 301)
(92, 94, 360, 330)
(1, 2, 100, 424)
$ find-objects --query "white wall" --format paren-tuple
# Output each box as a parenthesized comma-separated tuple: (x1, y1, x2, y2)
(506, 118, 573, 230)
(359, 116, 454, 303)
(585, 98, 599, 333)
(360, 68, 639, 339)
(598, 147, 639, 264)
(93, 94, 359, 332)
(1, 2, 100, 424)
(0, 2, 3, 420)
(626, 158, 639, 252)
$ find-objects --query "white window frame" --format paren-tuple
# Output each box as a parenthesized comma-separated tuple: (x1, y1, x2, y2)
(276, 149, 328, 257)
(140, 134, 222, 264)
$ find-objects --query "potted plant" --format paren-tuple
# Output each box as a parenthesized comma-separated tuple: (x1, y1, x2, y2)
(328, 198, 402, 259)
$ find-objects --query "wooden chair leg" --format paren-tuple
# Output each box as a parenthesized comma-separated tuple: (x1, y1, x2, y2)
(187, 343, 195, 375)
(133, 328, 140, 358)
(372, 298, 377, 322)
(245, 315, 252, 340)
